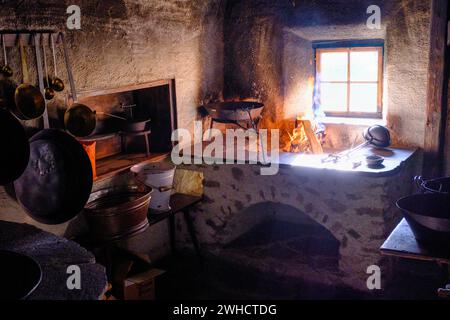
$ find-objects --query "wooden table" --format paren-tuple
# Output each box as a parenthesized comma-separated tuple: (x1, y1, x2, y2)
(381, 219, 450, 265)
(381, 219, 450, 299)
(148, 193, 203, 261)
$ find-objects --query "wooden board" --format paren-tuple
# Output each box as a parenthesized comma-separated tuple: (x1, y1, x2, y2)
(380, 219, 450, 265)
(147, 193, 203, 226)
(95, 152, 169, 182)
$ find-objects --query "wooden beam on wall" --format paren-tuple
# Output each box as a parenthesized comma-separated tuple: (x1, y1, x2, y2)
(445, 7, 450, 176)
(423, 0, 448, 177)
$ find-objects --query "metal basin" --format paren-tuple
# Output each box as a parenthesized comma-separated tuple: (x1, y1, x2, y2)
(84, 184, 152, 242)
(397, 193, 450, 245)
(0, 250, 42, 300)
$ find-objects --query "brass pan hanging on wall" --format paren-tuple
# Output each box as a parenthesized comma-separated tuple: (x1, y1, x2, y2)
(12, 41, 45, 120)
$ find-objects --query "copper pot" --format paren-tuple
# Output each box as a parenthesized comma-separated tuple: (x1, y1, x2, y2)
(84, 184, 152, 242)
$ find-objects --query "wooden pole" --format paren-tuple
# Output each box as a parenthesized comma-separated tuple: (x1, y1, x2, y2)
(423, 0, 448, 177)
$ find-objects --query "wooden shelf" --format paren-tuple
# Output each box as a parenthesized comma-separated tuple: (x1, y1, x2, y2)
(95, 152, 169, 182)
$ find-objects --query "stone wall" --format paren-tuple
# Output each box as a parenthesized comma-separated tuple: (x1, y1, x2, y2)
(177, 155, 419, 291)
(223, 0, 432, 150)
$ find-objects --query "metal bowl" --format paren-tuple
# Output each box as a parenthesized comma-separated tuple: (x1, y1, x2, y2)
(123, 119, 150, 133)
(366, 155, 384, 168)
(84, 184, 152, 242)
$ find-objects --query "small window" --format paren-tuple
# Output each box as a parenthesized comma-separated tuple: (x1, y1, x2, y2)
(315, 46, 383, 118)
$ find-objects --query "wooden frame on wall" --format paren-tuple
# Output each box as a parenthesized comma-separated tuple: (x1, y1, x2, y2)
(315, 45, 384, 119)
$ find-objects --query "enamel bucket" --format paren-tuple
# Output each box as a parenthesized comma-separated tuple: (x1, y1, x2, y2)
(131, 161, 176, 213)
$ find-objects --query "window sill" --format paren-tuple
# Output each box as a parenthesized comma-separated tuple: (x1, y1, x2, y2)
(319, 116, 386, 126)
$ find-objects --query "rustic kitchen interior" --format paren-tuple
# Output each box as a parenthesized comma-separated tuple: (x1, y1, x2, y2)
(1, 0, 450, 301)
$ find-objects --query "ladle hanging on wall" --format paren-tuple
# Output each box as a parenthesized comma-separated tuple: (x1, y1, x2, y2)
(42, 37, 55, 100)
(1, 35, 13, 78)
(50, 34, 64, 92)
(13, 39, 45, 120)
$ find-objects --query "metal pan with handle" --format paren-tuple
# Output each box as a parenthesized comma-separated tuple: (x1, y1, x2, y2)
(13, 42, 45, 120)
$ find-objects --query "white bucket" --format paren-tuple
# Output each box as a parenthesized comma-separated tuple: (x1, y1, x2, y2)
(131, 161, 176, 213)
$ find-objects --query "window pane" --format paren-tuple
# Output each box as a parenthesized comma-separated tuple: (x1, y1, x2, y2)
(320, 83, 347, 112)
(350, 51, 379, 81)
(349, 83, 378, 112)
(320, 52, 348, 81)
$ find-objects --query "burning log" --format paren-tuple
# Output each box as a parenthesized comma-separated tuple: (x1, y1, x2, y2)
(287, 117, 324, 154)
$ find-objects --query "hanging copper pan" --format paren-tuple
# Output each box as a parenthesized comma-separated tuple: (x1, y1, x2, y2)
(64, 103, 97, 137)
(13, 43, 45, 120)
(64, 103, 129, 137)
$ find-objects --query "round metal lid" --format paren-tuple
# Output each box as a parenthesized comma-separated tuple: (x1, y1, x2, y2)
(14, 129, 93, 225)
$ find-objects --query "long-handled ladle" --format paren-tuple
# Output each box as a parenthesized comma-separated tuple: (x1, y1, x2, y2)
(42, 37, 55, 100)
(50, 34, 64, 92)
(1, 35, 13, 78)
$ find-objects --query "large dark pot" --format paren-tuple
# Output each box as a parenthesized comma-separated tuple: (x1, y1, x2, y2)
(84, 183, 152, 242)
(397, 193, 450, 245)
(415, 176, 450, 194)
(0, 250, 42, 300)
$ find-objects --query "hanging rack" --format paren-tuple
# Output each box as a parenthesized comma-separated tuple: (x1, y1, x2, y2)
(0, 31, 77, 129)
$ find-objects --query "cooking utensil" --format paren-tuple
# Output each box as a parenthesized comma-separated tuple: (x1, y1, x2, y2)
(13, 43, 45, 120)
(14, 129, 93, 225)
(1, 35, 13, 78)
(322, 125, 391, 163)
(0, 250, 42, 300)
(131, 160, 175, 213)
(204, 101, 264, 123)
(366, 155, 384, 168)
(123, 118, 151, 132)
(84, 183, 152, 241)
(397, 193, 450, 245)
(41, 38, 54, 101)
(414, 176, 450, 194)
(363, 125, 391, 148)
(64, 103, 97, 137)
(0, 108, 30, 185)
(50, 34, 64, 92)
(64, 103, 128, 137)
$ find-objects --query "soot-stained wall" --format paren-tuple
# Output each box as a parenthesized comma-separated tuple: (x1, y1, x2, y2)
(224, 0, 432, 149)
